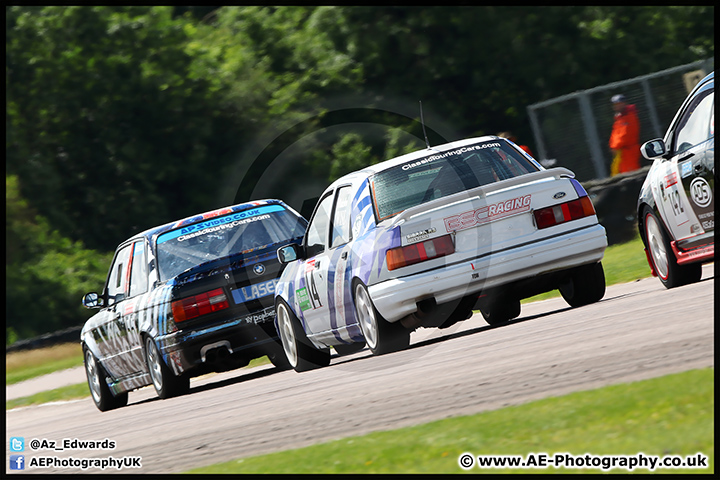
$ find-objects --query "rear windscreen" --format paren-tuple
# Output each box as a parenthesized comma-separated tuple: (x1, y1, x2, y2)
(156, 205, 306, 280)
(371, 140, 540, 221)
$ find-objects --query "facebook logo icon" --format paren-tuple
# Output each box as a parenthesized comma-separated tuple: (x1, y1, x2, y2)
(10, 455, 25, 470)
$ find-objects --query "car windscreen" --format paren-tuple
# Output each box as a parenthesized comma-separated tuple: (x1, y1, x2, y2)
(371, 140, 540, 221)
(155, 205, 307, 281)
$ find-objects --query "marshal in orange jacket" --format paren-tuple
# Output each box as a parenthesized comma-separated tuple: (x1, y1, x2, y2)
(609, 103, 641, 175)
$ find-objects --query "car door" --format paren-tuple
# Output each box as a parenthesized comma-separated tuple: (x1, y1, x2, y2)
(113, 239, 149, 377)
(676, 85, 714, 236)
(297, 192, 334, 336)
(660, 81, 715, 241)
(95, 243, 132, 379)
(324, 185, 355, 337)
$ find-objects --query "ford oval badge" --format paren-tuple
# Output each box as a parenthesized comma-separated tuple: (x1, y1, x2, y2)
(553, 192, 566, 199)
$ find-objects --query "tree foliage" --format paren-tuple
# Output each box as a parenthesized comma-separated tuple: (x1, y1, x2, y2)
(5, 5, 713, 340)
(6, 175, 112, 344)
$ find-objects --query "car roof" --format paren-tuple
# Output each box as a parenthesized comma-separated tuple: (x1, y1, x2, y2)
(121, 199, 291, 247)
(690, 71, 714, 96)
(326, 135, 505, 190)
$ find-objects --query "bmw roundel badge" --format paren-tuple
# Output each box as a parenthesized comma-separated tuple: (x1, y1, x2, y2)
(253, 263, 265, 275)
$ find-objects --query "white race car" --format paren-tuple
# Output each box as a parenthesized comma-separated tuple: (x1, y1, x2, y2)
(274, 136, 608, 371)
(637, 71, 714, 288)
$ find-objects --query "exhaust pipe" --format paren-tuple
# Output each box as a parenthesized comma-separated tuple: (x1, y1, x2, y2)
(200, 341, 233, 363)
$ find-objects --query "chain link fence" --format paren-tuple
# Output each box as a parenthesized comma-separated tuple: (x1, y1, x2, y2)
(527, 58, 715, 182)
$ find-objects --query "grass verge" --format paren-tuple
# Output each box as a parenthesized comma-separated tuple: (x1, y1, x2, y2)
(6, 356, 274, 410)
(6, 342, 84, 384)
(6, 383, 91, 410)
(186, 368, 714, 474)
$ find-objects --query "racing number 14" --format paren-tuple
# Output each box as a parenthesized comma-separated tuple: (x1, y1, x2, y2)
(304, 268, 323, 309)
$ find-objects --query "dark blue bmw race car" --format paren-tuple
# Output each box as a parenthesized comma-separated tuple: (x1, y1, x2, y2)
(81, 200, 306, 411)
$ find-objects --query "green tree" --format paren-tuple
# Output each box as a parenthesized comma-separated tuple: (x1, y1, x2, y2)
(6, 175, 112, 342)
(6, 6, 247, 251)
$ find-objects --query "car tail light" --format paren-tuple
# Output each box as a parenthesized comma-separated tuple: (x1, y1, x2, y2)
(172, 288, 229, 323)
(386, 234, 455, 271)
(533, 196, 596, 230)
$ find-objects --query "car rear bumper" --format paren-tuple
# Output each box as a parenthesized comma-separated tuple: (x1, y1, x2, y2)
(155, 309, 280, 375)
(368, 223, 607, 322)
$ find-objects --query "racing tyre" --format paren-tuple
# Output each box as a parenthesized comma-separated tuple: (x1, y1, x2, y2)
(478, 295, 521, 326)
(559, 261, 606, 308)
(643, 208, 703, 289)
(268, 347, 292, 371)
(276, 300, 331, 372)
(84, 347, 128, 412)
(333, 341, 366, 356)
(354, 282, 410, 355)
(145, 336, 190, 399)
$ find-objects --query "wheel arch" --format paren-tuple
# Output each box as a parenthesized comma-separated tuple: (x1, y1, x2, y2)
(80, 335, 102, 364)
(638, 200, 675, 248)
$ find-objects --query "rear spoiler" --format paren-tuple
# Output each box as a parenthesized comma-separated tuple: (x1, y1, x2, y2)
(389, 167, 576, 226)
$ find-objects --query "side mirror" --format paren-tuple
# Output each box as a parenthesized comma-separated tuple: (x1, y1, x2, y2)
(82, 292, 103, 309)
(641, 139, 667, 161)
(277, 244, 301, 264)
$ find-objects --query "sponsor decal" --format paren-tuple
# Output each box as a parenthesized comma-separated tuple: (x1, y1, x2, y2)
(401, 142, 502, 170)
(680, 160, 693, 178)
(158, 205, 284, 244)
(664, 172, 678, 188)
(690, 177, 712, 208)
(296, 287, 312, 312)
(685, 244, 714, 259)
(444, 195, 532, 232)
(202, 207, 233, 220)
(243, 308, 274, 324)
(406, 227, 437, 243)
(123, 300, 136, 316)
(231, 278, 278, 303)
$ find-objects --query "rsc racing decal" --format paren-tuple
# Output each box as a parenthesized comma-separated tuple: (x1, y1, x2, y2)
(444, 194, 532, 232)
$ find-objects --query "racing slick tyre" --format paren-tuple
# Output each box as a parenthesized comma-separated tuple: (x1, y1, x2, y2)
(478, 295, 521, 326)
(268, 346, 292, 371)
(643, 208, 703, 289)
(559, 261, 606, 308)
(144, 336, 190, 399)
(84, 347, 128, 412)
(276, 300, 331, 372)
(333, 341, 366, 356)
(353, 282, 410, 355)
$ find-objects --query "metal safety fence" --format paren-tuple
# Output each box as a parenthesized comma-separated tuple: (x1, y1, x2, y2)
(527, 58, 714, 181)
